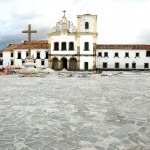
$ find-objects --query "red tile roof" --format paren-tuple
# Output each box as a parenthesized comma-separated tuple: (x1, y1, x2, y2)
(2, 42, 150, 51)
(97, 45, 150, 50)
(2, 44, 20, 51)
(3, 40, 48, 51)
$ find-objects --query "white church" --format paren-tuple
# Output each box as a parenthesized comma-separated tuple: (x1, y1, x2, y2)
(0, 12, 150, 71)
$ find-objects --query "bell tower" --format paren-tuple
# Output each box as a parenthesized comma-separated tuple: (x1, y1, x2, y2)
(77, 14, 98, 70)
(77, 14, 97, 33)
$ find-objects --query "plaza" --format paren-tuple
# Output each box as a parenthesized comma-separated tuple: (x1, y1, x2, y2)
(0, 72, 150, 150)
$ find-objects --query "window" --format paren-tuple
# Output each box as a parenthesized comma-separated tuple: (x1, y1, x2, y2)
(69, 42, 74, 50)
(54, 42, 59, 51)
(125, 52, 129, 58)
(26, 52, 28, 57)
(104, 52, 108, 57)
(41, 60, 45, 66)
(146, 51, 150, 57)
(103, 62, 107, 68)
(36, 52, 40, 59)
(22, 60, 25, 64)
(0, 53, 3, 57)
(144, 63, 149, 69)
(84, 42, 89, 51)
(132, 63, 136, 69)
(11, 60, 14, 66)
(11, 52, 13, 57)
(114, 52, 119, 58)
(115, 63, 119, 68)
(0, 60, 3, 65)
(98, 52, 102, 57)
(125, 63, 129, 69)
(61, 42, 66, 50)
(135, 52, 139, 58)
(84, 62, 88, 70)
(85, 22, 89, 29)
(17, 52, 21, 59)
(45, 52, 48, 59)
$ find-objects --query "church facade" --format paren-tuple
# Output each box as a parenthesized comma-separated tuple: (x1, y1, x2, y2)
(48, 13, 97, 70)
(0, 13, 150, 70)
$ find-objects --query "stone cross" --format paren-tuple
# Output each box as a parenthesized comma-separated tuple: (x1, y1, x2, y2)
(22, 24, 37, 58)
(62, 10, 66, 17)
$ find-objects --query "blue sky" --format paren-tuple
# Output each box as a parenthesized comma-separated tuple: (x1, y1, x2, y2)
(0, 0, 150, 49)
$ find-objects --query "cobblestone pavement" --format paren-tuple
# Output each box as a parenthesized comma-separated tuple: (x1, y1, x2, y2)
(0, 73, 150, 150)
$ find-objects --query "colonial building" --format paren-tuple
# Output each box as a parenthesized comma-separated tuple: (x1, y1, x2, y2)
(96, 45, 150, 70)
(0, 12, 150, 70)
(1, 41, 48, 68)
(48, 12, 97, 70)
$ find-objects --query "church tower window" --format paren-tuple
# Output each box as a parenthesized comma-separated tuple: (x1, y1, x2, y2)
(84, 42, 89, 51)
(61, 42, 66, 50)
(54, 42, 59, 51)
(85, 22, 89, 29)
(69, 42, 74, 50)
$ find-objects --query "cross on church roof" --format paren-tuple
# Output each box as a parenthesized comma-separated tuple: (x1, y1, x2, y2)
(62, 10, 66, 17)
(22, 24, 37, 58)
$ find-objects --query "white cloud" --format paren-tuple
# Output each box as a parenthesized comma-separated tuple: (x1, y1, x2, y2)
(0, 0, 150, 49)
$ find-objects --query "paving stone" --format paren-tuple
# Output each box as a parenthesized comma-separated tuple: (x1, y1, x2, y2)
(25, 140, 43, 149)
(0, 74, 150, 149)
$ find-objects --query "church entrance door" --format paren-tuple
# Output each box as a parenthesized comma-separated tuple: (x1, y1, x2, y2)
(61, 58, 67, 69)
(84, 62, 88, 70)
(52, 58, 59, 70)
(70, 58, 77, 70)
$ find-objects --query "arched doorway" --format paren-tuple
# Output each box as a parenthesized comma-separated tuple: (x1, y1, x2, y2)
(52, 58, 59, 70)
(61, 58, 67, 69)
(70, 58, 77, 70)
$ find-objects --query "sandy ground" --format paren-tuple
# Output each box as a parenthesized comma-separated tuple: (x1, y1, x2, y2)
(0, 72, 150, 150)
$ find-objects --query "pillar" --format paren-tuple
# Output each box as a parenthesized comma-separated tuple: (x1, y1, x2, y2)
(58, 60, 61, 70)
(67, 59, 69, 70)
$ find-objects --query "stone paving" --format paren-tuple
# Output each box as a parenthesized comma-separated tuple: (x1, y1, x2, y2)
(0, 72, 150, 150)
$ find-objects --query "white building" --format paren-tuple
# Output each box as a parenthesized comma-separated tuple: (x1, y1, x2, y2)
(1, 41, 48, 68)
(48, 13, 97, 70)
(96, 45, 150, 70)
(0, 13, 150, 70)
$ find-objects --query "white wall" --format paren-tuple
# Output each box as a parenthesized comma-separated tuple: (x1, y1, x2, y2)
(96, 49, 150, 69)
(51, 34, 77, 55)
(80, 56, 94, 70)
(3, 52, 11, 68)
(80, 35, 94, 55)
(79, 16, 94, 33)
(13, 49, 48, 68)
